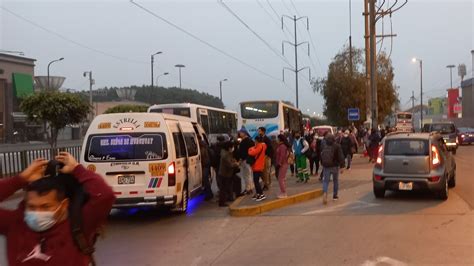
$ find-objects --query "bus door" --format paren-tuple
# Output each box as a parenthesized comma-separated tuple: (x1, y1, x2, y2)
(197, 108, 210, 134)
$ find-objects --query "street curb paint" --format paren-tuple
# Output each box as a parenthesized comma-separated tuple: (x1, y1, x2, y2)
(229, 188, 324, 217)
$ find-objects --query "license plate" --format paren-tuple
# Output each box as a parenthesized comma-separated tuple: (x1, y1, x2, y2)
(118, 175, 135, 185)
(399, 182, 413, 191)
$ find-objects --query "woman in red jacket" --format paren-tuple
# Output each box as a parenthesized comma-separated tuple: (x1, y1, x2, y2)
(248, 136, 267, 201)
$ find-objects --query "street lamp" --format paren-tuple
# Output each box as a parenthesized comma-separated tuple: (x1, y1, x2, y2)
(219, 78, 228, 101)
(156, 72, 169, 87)
(47, 57, 64, 90)
(412, 57, 423, 130)
(446, 64, 456, 88)
(0, 50, 24, 56)
(151, 51, 162, 87)
(175, 64, 185, 88)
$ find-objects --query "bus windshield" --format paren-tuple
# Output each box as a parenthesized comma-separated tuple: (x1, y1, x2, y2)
(241, 102, 278, 119)
(150, 107, 191, 118)
(397, 113, 412, 120)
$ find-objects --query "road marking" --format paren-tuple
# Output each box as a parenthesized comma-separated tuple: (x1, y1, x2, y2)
(362, 256, 407, 266)
(302, 201, 381, 215)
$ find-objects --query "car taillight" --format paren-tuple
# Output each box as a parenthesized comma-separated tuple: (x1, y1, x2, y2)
(461, 134, 465, 138)
(376, 145, 383, 165)
(431, 145, 440, 168)
(428, 176, 440, 182)
(374, 175, 383, 181)
(168, 162, 176, 186)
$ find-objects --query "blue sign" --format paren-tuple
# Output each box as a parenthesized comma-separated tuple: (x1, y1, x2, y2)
(348, 108, 360, 121)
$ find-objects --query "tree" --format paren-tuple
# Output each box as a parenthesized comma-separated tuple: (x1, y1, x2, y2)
(21, 91, 91, 149)
(104, 104, 149, 114)
(312, 45, 398, 126)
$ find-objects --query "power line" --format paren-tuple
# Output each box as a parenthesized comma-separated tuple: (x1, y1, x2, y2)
(219, 0, 292, 67)
(255, 0, 292, 41)
(1, 6, 147, 65)
(266, 0, 293, 36)
(129, 0, 285, 84)
(288, 0, 324, 75)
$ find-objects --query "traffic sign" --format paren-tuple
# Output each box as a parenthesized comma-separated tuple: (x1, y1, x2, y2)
(348, 108, 360, 121)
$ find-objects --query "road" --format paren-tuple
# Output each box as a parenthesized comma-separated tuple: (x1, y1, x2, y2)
(1, 146, 473, 265)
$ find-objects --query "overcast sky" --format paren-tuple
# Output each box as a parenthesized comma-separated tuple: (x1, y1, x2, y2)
(1, 0, 473, 115)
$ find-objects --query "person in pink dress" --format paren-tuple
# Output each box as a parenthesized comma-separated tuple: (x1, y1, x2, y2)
(275, 134, 291, 198)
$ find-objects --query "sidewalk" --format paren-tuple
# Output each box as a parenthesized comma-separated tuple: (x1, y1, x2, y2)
(230, 156, 374, 216)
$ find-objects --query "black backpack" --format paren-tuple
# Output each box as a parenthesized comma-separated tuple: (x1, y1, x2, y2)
(46, 161, 98, 266)
(320, 144, 336, 167)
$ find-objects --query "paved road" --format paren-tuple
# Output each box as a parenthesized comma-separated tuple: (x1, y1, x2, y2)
(1, 146, 473, 265)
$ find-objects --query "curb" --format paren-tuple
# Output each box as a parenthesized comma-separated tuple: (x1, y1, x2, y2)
(229, 188, 324, 217)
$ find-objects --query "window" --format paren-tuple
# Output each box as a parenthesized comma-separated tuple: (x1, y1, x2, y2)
(397, 113, 412, 120)
(150, 107, 191, 118)
(241, 102, 278, 119)
(85, 133, 167, 162)
(184, 133, 198, 156)
(172, 132, 187, 158)
(430, 124, 455, 134)
(385, 139, 429, 156)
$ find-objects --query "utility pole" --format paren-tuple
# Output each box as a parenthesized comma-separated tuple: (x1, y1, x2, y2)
(83, 71, 94, 119)
(447, 64, 455, 88)
(151, 52, 162, 87)
(364, 0, 371, 125)
(410, 90, 415, 111)
(282, 15, 310, 109)
(369, 0, 378, 129)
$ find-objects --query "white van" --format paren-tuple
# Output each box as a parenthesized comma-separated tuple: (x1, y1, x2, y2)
(80, 113, 206, 212)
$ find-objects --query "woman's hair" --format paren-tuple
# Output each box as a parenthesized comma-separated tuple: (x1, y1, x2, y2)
(255, 136, 264, 143)
(277, 134, 291, 148)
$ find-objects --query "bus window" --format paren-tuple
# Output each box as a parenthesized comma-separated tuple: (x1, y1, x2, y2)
(200, 114, 210, 133)
(241, 102, 278, 119)
(150, 108, 191, 118)
(397, 113, 412, 120)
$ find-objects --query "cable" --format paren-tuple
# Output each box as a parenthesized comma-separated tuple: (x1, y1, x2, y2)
(129, 0, 285, 84)
(255, 0, 292, 41)
(219, 0, 292, 67)
(1, 6, 147, 65)
(266, 0, 293, 36)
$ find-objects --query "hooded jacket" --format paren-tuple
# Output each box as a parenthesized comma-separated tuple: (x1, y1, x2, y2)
(248, 142, 267, 172)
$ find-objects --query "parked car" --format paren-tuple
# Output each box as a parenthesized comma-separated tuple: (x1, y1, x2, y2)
(312, 125, 336, 139)
(373, 132, 456, 200)
(422, 122, 458, 154)
(457, 127, 474, 145)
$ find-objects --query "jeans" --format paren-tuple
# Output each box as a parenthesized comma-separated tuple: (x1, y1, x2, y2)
(239, 161, 254, 191)
(322, 167, 339, 197)
(309, 156, 320, 175)
(253, 171, 264, 195)
(344, 153, 352, 169)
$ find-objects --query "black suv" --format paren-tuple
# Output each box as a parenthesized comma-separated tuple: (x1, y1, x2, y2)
(422, 122, 458, 154)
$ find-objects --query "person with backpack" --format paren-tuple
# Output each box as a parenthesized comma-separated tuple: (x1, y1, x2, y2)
(237, 128, 255, 195)
(0, 152, 115, 266)
(275, 134, 291, 198)
(248, 136, 267, 201)
(307, 132, 319, 176)
(320, 134, 345, 204)
(292, 131, 310, 183)
(257, 127, 274, 191)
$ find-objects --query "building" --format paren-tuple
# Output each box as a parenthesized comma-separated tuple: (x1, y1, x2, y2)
(461, 77, 473, 119)
(0, 53, 36, 143)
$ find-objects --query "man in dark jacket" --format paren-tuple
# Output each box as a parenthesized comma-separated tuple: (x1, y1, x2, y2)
(218, 142, 239, 207)
(320, 134, 345, 204)
(0, 152, 115, 266)
(198, 134, 213, 200)
(237, 128, 255, 194)
(258, 127, 274, 190)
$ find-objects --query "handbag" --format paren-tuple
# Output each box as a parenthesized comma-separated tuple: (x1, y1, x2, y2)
(287, 152, 295, 165)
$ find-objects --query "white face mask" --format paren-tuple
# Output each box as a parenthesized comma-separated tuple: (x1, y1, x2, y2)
(24, 205, 61, 232)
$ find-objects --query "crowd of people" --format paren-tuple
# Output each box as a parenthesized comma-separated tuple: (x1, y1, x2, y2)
(200, 124, 388, 207)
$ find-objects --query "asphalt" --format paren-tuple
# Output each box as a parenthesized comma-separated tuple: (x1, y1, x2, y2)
(1, 146, 473, 265)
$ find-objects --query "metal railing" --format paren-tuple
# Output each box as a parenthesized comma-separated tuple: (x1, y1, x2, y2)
(0, 146, 82, 178)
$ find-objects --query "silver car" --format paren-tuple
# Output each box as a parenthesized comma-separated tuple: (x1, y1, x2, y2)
(373, 132, 456, 200)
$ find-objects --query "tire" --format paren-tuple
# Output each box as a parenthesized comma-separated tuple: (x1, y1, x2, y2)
(448, 168, 456, 188)
(373, 186, 385, 198)
(437, 175, 448, 200)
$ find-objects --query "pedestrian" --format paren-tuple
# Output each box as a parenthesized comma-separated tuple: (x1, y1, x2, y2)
(308, 133, 319, 176)
(292, 131, 310, 183)
(257, 127, 274, 191)
(210, 136, 226, 190)
(339, 130, 356, 170)
(218, 141, 240, 207)
(198, 134, 213, 200)
(319, 131, 329, 181)
(320, 134, 346, 204)
(237, 128, 255, 195)
(0, 152, 115, 266)
(275, 134, 291, 198)
(248, 136, 267, 201)
(287, 131, 297, 177)
(368, 129, 381, 163)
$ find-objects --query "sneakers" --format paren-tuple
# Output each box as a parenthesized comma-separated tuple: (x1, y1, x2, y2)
(252, 194, 258, 200)
(323, 192, 328, 205)
(277, 193, 288, 199)
(256, 194, 266, 201)
(333, 196, 339, 201)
